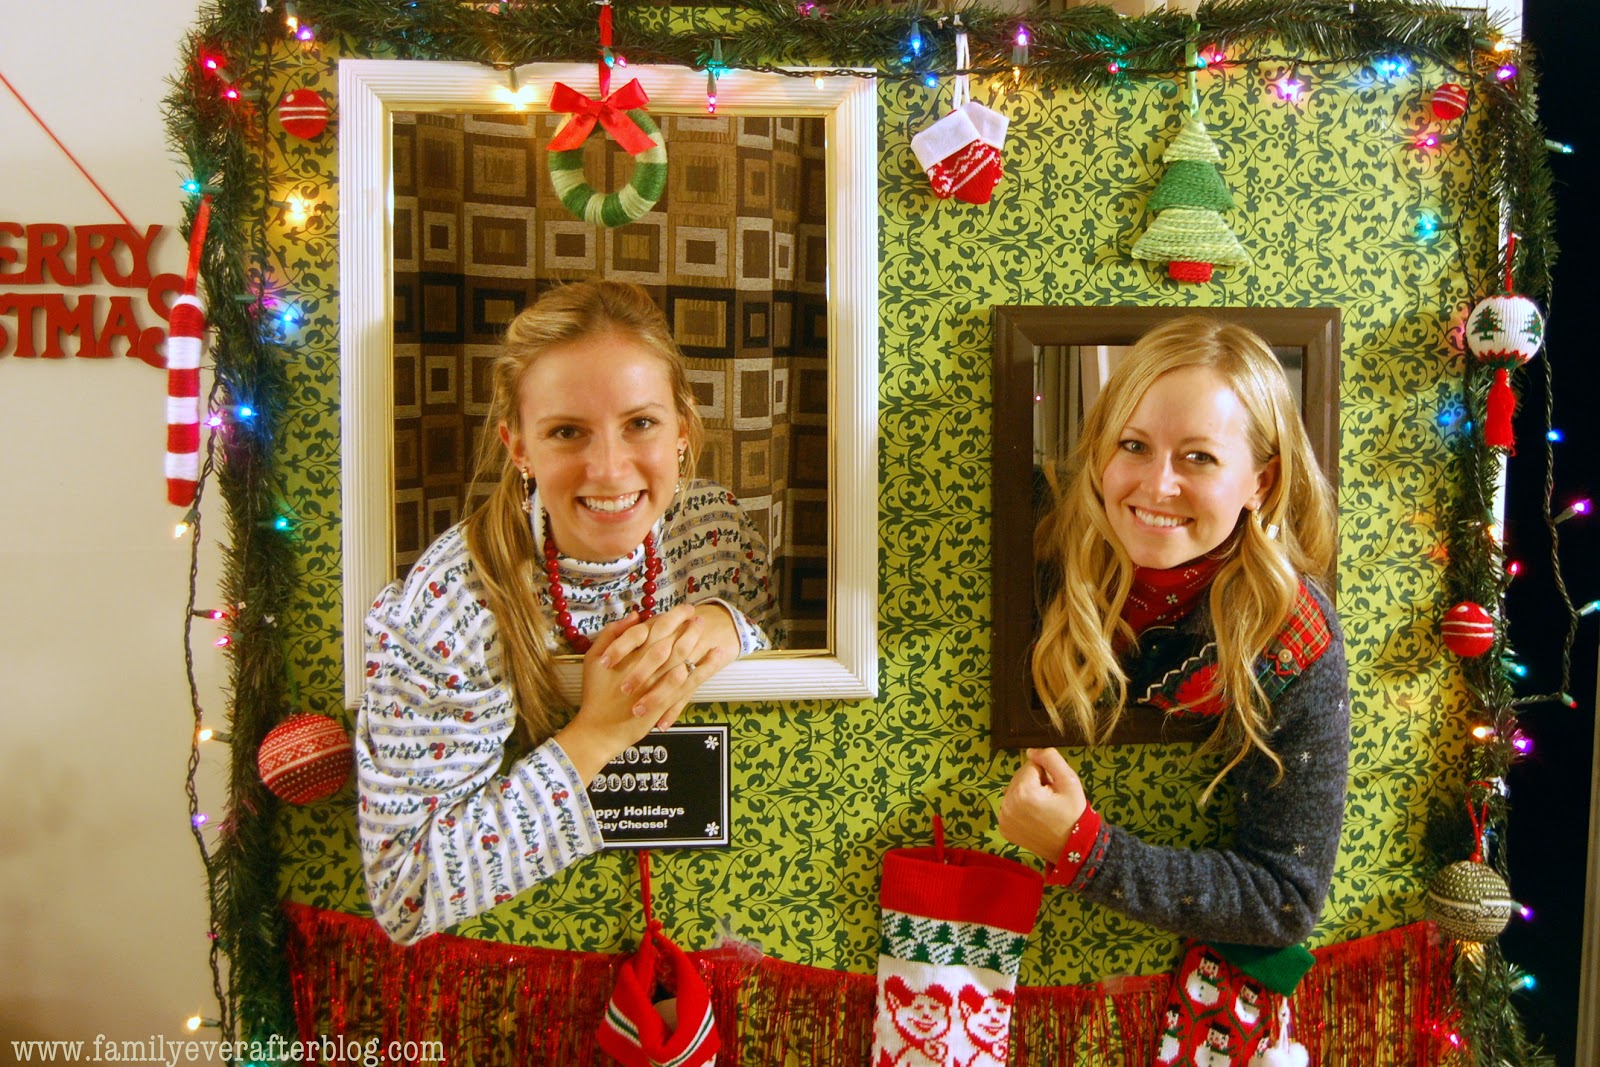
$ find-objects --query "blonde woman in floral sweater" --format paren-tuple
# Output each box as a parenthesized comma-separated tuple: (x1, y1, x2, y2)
(356, 282, 777, 944)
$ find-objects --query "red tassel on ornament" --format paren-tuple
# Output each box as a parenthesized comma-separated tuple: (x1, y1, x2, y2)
(1485, 367, 1516, 451)
(1168, 260, 1214, 283)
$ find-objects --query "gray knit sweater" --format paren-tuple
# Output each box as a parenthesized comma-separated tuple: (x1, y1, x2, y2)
(1061, 580, 1350, 948)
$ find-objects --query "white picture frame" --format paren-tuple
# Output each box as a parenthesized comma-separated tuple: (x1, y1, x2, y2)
(339, 59, 879, 707)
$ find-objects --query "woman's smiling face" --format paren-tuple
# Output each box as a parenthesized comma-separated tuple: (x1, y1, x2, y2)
(1099, 365, 1276, 569)
(500, 330, 687, 562)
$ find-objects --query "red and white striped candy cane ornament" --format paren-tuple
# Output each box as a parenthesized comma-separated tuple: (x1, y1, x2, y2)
(166, 196, 212, 507)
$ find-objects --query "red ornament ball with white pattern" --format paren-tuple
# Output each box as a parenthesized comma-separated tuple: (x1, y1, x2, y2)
(258, 713, 352, 804)
(1441, 601, 1495, 657)
(1429, 82, 1470, 121)
(277, 88, 330, 139)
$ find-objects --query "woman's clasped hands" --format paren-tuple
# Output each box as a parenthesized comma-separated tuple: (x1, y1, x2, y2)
(555, 602, 739, 782)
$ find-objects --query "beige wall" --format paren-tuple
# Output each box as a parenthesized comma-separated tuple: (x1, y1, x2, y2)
(0, 0, 228, 1059)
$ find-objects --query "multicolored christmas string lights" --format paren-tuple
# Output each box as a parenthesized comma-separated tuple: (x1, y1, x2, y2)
(164, 3, 1584, 1064)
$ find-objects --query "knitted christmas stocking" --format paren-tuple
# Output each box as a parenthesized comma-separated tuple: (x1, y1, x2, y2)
(911, 107, 998, 202)
(1154, 942, 1286, 1067)
(872, 822, 1044, 1067)
(597, 852, 719, 1067)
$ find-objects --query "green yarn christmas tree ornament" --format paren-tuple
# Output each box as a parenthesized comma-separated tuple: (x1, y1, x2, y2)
(1131, 114, 1250, 283)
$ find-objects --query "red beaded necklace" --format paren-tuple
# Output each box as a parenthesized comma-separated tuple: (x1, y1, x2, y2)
(541, 518, 662, 653)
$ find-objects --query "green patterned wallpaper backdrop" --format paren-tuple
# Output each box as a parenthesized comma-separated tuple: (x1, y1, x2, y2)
(270, 40, 1483, 985)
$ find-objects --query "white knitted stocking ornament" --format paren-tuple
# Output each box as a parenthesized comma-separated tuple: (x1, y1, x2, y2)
(871, 820, 1043, 1067)
(1247, 999, 1309, 1067)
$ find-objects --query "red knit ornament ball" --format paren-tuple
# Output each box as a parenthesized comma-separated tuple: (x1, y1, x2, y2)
(1429, 82, 1470, 121)
(258, 714, 352, 804)
(278, 88, 330, 139)
(1441, 601, 1496, 657)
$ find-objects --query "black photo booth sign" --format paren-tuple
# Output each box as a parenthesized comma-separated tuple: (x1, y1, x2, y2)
(589, 725, 730, 849)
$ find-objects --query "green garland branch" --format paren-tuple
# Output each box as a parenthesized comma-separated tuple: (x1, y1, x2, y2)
(166, 2, 1569, 1063)
(1436, 33, 1565, 1067)
(168, 5, 298, 1049)
(264, 0, 1494, 82)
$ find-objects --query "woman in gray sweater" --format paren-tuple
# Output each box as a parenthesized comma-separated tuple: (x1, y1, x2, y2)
(998, 316, 1348, 1067)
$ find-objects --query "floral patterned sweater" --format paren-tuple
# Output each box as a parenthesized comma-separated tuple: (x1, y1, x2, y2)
(1049, 580, 1350, 948)
(356, 481, 777, 943)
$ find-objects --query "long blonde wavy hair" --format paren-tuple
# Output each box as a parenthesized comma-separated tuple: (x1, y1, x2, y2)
(462, 281, 705, 744)
(1032, 316, 1336, 800)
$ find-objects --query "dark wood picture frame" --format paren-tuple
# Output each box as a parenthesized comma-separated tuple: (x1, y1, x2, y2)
(990, 306, 1341, 749)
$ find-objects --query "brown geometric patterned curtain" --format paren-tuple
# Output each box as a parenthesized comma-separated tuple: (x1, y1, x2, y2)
(391, 111, 828, 647)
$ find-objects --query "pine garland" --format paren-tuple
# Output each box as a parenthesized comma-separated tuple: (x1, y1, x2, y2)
(164, 2, 1566, 1064)
(167, 3, 298, 1047)
(1438, 35, 1563, 1067)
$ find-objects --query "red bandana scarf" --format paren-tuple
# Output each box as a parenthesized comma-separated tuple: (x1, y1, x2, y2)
(1120, 552, 1226, 636)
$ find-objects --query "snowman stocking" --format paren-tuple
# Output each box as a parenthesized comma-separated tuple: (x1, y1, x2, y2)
(1153, 943, 1277, 1067)
(872, 819, 1043, 1067)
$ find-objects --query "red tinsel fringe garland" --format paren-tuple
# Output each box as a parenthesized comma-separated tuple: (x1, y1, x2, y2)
(283, 903, 1453, 1066)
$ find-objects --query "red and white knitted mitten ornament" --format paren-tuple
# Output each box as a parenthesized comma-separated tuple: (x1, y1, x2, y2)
(909, 26, 1008, 204)
(597, 852, 719, 1067)
(871, 818, 1043, 1067)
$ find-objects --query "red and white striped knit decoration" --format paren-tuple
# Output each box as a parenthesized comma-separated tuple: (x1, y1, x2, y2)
(166, 196, 211, 507)
(597, 852, 720, 1067)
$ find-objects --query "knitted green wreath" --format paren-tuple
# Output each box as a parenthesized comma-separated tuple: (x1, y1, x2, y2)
(546, 108, 667, 228)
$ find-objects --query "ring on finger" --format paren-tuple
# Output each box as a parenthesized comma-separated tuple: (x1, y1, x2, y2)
(683, 658, 699, 675)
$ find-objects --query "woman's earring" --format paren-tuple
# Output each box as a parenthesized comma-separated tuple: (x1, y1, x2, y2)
(1252, 508, 1280, 541)
(676, 447, 688, 491)
(520, 468, 534, 514)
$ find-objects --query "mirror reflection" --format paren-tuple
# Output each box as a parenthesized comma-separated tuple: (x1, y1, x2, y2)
(389, 110, 832, 649)
(990, 306, 1340, 747)
(1034, 343, 1304, 473)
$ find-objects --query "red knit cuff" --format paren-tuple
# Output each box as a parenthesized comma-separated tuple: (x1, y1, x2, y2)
(1044, 805, 1104, 889)
(880, 845, 1045, 935)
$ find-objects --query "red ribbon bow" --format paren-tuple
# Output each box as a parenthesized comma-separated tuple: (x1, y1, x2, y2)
(547, 78, 654, 154)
